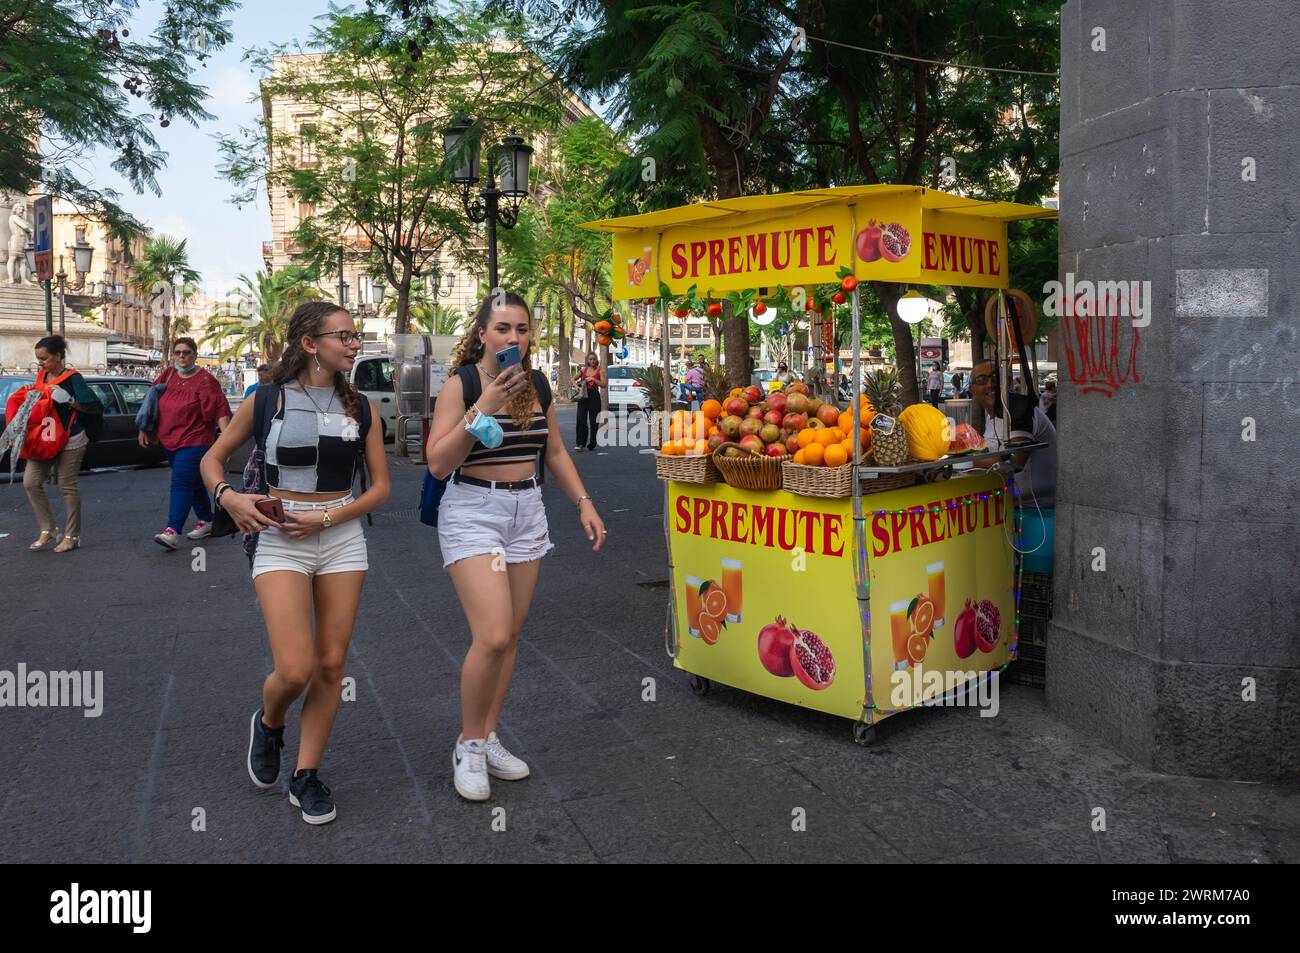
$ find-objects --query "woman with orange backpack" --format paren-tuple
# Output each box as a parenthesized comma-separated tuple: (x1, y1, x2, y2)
(17, 335, 103, 552)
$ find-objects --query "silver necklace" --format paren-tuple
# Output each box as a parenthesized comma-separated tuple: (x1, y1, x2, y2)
(300, 382, 337, 424)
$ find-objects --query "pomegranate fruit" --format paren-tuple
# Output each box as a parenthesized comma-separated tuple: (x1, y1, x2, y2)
(786, 382, 809, 396)
(785, 434, 800, 453)
(744, 386, 763, 403)
(738, 417, 763, 437)
(789, 624, 836, 691)
(763, 410, 784, 428)
(706, 433, 730, 452)
(781, 412, 806, 431)
(724, 397, 748, 417)
(974, 599, 1001, 652)
(953, 599, 977, 659)
(878, 221, 912, 262)
(768, 392, 788, 413)
(784, 392, 808, 415)
(764, 442, 786, 458)
(757, 617, 795, 676)
(719, 414, 743, 437)
(738, 434, 765, 454)
(816, 403, 841, 426)
(856, 221, 883, 262)
(747, 405, 765, 420)
(759, 423, 781, 444)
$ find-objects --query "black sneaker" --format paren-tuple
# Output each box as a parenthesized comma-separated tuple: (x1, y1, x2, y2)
(289, 769, 337, 825)
(246, 709, 284, 789)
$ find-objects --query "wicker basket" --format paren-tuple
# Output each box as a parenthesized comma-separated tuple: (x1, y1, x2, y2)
(858, 454, 919, 495)
(781, 462, 854, 498)
(654, 451, 720, 484)
(712, 446, 788, 490)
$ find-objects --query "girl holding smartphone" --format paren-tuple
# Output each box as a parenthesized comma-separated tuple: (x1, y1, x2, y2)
(200, 302, 391, 825)
(427, 292, 605, 802)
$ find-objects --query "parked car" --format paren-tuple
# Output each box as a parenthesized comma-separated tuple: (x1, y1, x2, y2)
(606, 364, 649, 413)
(349, 354, 396, 442)
(1, 374, 167, 473)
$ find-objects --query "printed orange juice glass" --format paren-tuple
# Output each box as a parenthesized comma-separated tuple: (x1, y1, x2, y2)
(684, 575, 703, 637)
(721, 559, 743, 623)
(927, 561, 946, 629)
(890, 600, 912, 670)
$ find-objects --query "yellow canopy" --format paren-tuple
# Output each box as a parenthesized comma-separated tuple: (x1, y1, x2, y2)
(582, 185, 1056, 300)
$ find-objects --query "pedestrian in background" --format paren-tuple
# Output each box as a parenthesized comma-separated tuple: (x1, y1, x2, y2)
(951, 371, 964, 398)
(201, 301, 390, 825)
(140, 337, 231, 549)
(19, 335, 103, 553)
(928, 366, 943, 406)
(573, 352, 603, 451)
(683, 359, 705, 408)
(244, 363, 272, 399)
(426, 291, 605, 803)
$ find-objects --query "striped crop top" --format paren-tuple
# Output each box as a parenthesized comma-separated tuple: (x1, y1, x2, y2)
(459, 367, 552, 471)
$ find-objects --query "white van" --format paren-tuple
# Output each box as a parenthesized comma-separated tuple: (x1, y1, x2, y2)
(350, 354, 397, 442)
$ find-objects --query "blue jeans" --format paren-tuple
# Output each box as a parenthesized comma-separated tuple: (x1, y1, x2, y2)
(164, 446, 213, 532)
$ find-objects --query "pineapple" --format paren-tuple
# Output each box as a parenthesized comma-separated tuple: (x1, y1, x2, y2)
(862, 368, 909, 466)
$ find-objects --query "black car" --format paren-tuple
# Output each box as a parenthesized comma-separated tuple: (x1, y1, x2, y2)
(1, 374, 167, 473)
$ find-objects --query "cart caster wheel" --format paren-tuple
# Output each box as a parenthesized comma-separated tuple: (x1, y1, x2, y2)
(689, 675, 712, 696)
(852, 723, 877, 746)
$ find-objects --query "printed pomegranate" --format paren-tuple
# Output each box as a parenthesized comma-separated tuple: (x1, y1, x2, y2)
(878, 222, 912, 262)
(856, 221, 883, 262)
(789, 624, 836, 691)
(974, 599, 1002, 653)
(954, 599, 977, 659)
(758, 617, 796, 676)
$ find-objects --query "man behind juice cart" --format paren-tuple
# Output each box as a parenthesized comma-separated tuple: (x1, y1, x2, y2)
(970, 359, 1056, 506)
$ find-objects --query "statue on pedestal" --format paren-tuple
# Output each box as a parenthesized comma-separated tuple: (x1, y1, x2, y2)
(6, 199, 34, 285)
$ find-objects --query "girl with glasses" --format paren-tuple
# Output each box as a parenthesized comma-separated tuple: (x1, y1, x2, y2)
(140, 337, 231, 549)
(199, 303, 391, 824)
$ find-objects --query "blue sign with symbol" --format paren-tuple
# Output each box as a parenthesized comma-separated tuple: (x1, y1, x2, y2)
(619, 347, 629, 360)
(33, 196, 53, 282)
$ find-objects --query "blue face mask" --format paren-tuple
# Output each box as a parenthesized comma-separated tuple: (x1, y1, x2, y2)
(174, 361, 196, 373)
(465, 410, 504, 449)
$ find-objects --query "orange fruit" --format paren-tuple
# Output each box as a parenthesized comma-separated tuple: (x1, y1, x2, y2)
(906, 632, 930, 664)
(838, 410, 854, 434)
(698, 612, 722, 645)
(701, 399, 723, 420)
(860, 402, 876, 426)
(814, 429, 837, 448)
(824, 444, 848, 468)
(708, 425, 719, 437)
(829, 427, 845, 442)
(803, 442, 825, 466)
(701, 581, 728, 619)
(793, 449, 806, 465)
(729, 387, 744, 399)
(796, 428, 817, 449)
(911, 594, 935, 636)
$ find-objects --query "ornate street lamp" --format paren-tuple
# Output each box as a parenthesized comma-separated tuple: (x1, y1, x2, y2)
(444, 118, 533, 290)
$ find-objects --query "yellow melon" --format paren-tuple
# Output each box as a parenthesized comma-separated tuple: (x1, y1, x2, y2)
(898, 403, 951, 461)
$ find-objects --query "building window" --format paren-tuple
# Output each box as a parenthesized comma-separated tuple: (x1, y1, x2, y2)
(299, 123, 318, 165)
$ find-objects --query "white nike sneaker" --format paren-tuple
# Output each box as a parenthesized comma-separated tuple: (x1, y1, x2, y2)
(485, 731, 530, 780)
(453, 737, 490, 802)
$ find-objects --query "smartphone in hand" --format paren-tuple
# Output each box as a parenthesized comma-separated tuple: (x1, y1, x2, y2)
(495, 344, 522, 373)
(254, 497, 286, 523)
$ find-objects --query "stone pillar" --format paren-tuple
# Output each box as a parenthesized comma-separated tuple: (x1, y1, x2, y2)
(1053, 0, 1300, 780)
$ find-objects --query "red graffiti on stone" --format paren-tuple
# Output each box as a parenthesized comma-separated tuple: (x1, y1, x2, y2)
(1061, 292, 1141, 398)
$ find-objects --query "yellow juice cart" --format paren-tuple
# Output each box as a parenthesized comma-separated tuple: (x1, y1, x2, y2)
(584, 186, 1055, 743)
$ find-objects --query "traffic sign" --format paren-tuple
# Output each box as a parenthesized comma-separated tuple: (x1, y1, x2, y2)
(618, 346, 629, 360)
(33, 196, 52, 283)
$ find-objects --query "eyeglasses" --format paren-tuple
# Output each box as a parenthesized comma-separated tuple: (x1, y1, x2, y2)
(173, 349, 195, 357)
(971, 374, 995, 386)
(315, 331, 361, 346)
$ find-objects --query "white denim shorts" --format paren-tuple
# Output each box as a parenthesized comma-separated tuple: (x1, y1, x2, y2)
(251, 495, 368, 578)
(437, 479, 554, 569)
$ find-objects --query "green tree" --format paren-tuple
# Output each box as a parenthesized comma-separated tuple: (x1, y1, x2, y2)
(490, 0, 806, 388)
(0, 1, 236, 241)
(201, 267, 325, 363)
(217, 5, 560, 333)
(129, 235, 201, 356)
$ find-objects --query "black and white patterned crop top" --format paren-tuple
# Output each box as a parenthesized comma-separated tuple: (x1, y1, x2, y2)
(460, 368, 552, 470)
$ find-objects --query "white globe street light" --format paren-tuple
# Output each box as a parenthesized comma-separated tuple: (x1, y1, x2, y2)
(896, 289, 930, 324)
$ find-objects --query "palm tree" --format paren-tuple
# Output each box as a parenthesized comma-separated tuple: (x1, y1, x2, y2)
(129, 235, 201, 356)
(385, 285, 465, 336)
(200, 267, 325, 364)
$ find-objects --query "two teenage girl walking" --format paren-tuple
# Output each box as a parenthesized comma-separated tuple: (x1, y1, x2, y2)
(199, 292, 603, 824)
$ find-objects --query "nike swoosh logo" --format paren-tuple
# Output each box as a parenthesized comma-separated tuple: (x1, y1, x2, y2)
(455, 752, 462, 766)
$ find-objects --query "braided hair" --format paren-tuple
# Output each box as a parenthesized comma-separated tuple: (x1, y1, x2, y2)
(452, 291, 537, 429)
(272, 301, 362, 422)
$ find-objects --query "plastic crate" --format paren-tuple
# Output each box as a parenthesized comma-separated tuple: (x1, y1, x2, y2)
(1012, 571, 1053, 687)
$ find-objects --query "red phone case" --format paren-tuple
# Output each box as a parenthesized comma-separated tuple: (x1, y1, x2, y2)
(254, 498, 286, 523)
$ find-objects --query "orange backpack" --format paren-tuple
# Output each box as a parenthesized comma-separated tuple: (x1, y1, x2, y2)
(4, 369, 77, 461)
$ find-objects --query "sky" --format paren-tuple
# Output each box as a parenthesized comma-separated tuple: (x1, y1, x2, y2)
(76, 0, 346, 300)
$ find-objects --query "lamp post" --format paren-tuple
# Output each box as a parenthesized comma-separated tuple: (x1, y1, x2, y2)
(444, 118, 533, 291)
(896, 290, 936, 400)
(425, 261, 455, 298)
